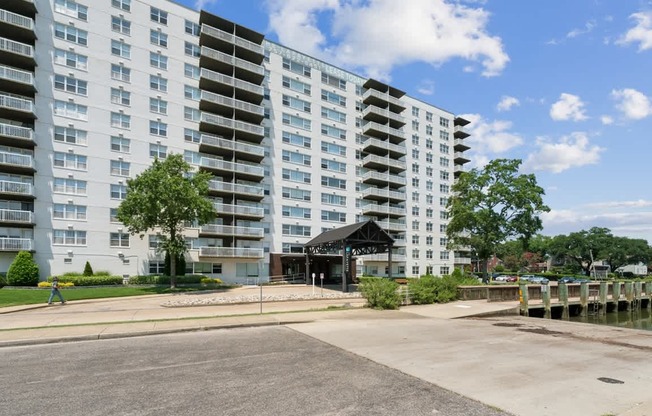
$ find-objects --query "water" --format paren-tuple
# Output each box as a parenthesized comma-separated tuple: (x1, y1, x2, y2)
(568, 308, 652, 331)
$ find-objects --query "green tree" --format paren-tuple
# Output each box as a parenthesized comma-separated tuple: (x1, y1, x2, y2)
(116, 154, 214, 288)
(446, 159, 549, 282)
(548, 227, 613, 276)
(7, 251, 39, 286)
(83, 261, 94, 276)
(601, 236, 649, 274)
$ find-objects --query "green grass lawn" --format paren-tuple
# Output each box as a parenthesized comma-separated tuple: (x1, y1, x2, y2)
(0, 286, 223, 308)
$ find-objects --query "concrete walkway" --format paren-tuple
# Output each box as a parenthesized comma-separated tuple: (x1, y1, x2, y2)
(2, 284, 652, 416)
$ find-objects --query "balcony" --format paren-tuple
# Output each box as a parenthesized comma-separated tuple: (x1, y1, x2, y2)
(3, 1, 36, 17)
(0, 237, 32, 251)
(454, 125, 470, 139)
(199, 157, 264, 182)
(200, 90, 264, 124)
(454, 256, 472, 265)
(0, 122, 33, 147)
(454, 152, 470, 165)
(208, 179, 264, 201)
(0, 9, 35, 42)
(199, 133, 264, 163)
(200, 68, 264, 103)
(0, 180, 32, 198)
(454, 164, 465, 178)
(454, 138, 470, 152)
(213, 202, 264, 219)
(361, 187, 406, 203)
(362, 105, 406, 127)
(361, 171, 407, 187)
(199, 246, 264, 258)
(199, 224, 264, 239)
(0, 150, 34, 173)
(200, 24, 264, 62)
(375, 219, 407, 232)
(200, 46, 264, 84)
(361, 154, 406, 173)
(362, 89, 406, 112)
(0, 208, 32, 225)
(0, 64, 34, 95)
(0, 37, 34, 68)
(0, 93, 34, 120)
(200, 112, 264, 143)
(361, 136, 407, 158)
(362, 253, 407, 262)
(361, 202, 406, 217)
(362, 121, 406, 143)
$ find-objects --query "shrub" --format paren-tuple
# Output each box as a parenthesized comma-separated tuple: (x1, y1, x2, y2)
(94, 270, 111, 276)
(164, 252, 186, 277)
(359, 277, 401, 310)
(127, 274, 205, 285)
(200, 277, 224, 285)
(49, 275, 122, 286)
(7, 251, 39, 286)
(0, 274, 6, 288)
(83, 261, 94, 276)
(408, 275, 438, 304)
(434, 275, 462, 303)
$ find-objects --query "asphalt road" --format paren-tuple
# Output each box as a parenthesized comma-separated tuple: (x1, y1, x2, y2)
(1, 326, 509, 416)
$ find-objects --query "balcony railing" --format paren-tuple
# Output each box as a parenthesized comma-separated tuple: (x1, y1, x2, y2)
(0, 237, 32, 251)
(362, 105, 406, 124)
(0, 122, 32, 141)
(0, 37, 33, 58)
(208, 179, 264, 197)
(361, 136, 407, 156)
(361, 154, 406, 170)
(375, 219, 407, 231)
(200, 134, 264, 158)
(200, 157, 264, 177)
(0, 64, 33, 86)
(362, 89, 405, 109)
(362, 253, 407, 262)
(201, 113, 264, 137)
(454, 257, 472, 265)
(201, 91, 264, 116)
(361, 171, 407, 186)
(0, 180, 32, 196)
(0, 9, 34, 30)
(362, 121, 406, 139)
(361, 187, 406, 201)
(0, 208, 32, 223)
(199, 246, 264, 258)
(0, 94, 32, 113)
(200, 224, 264, 238)
(200, 68, 264, 96)
(361, 203, 406, 216)
(201, 25, 264, 55)
(213, 202, 264, 217)
(0, 151, 33, 168)
(201, 46, 264, 77)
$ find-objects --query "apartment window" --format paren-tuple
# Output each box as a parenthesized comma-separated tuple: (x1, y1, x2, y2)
(426, 194, 434, 204)
(53, 203, 86, 220)
(54, 0, 88, 21)
(111, 112, 131, 129)
(282, 206, 311, 219)
(184, 85, 201, 101)
(426, 153, 433, 163)
(425, 138, 433, 149)
(426, 111, 433, 122)
(440, 197, 449, 207)
(54, 126, 87, 145)
(149, 261, 165, 274)
(321, 124, 346, 140)
(282, 187, 311, 202)
(412, 220, 420, 231)
(184, 128, 200, 143)
(412, 178, 419, 187)
(321, 158, 346, 173)
(282, 168, 311, 184)
(412, 249, 420, 259)
(150, 30, 168, 47)
(426, 125, 433, 135)
(185, 20, 200, 36)
(111, 40, 131, 58)
(54, 100, 87, 120)
(427, 236, 434, 245)
(282, 224, 311, 237)
(440, 144, 450, 154)
(184, 63, 200, 79)
(426, 180, 433, 191)
(412, 149, 419, 159)
(412, 206, 419, 216)
(440, 171, 450, 181)
(321, 73, 346, 90)
(426, 250, 433, 260)
(54, 49, 88, 70)
(412, 120, 419, 130)
(440, 184, 450, 194)
(112, 0, 131, 12)
(111, 16, 131, 35)
(282, 57, 311, 77)
(440, 130, 450, 141)
(149, 143, 167, 159)
(110, 88, 130, 106)
(321, 107, 346, 123)
(282, 131, 311, 148)
(110, 232, 130, 247)
(110, 184, 127, 200)
(321, 142, 346, 157)
(54, 23, 88, 46)
(282, 113, 311, 131)
(412, 106, 419, 117)
(412, 163, 419, 174)
(54, 152, 87, 170)
(150, 7, 168, 24)
(426, 166, 433, 177)
(321, 176, 346, 189)
(426, 208, 433, 218)
(440, 117, 449, 128)
(111, 64, 130, 82)
(282, 150, 311, 166)
(440, 251, 450, 260)
(440, 266, 450, 276)
(440, 157, 449, 167)
(149, 98, 167, 114)
(54, 178, 86, 195)
(184, 41, 200, 57)
(184, 107, 200, 122)
(440, 224, 447, 233)
(110, 208, 120, 223)
(150, 75, 168, 92)
(412, 192, 419, 202)
(440, 237, 448, 246)
(111, 136, 130, 153)
(412, 134, 419, 146)
(283, 243, 305, 254)
(282, 95, 311, 112)
(322, 211, 346, 222)
(426, 222, 433, 232)
(53, 230, 86, 245)
(282, 76, 311, 95)
(149, 120, 167, 136)
(110, 160, 130, 176)
(150, 52, 168, 69)
(412, 235, 419, 244)
(321, 90, 346, 106)
(321, 193, 346, 206)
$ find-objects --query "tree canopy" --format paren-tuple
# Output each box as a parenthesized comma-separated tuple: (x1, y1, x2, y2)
(446, 159, 550, 280)
(116, 154, 214, 288)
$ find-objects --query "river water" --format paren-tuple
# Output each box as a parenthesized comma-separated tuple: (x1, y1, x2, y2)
(568, 308, 652, 331)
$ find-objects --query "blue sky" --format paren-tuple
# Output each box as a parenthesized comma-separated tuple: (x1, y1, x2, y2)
(181, 0, 652, 244)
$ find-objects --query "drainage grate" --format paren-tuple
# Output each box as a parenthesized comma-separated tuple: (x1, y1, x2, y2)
(597, 377, 624, 384)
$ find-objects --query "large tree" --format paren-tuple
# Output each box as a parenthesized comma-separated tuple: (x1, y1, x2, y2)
(547, 227, 612, 276)
(117, 154, 214, 288)
(446, 159, 550, 281)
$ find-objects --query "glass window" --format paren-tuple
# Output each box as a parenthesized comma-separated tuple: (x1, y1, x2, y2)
(149, 120, 167, 136)
(150, 30, 168, 47)
(185, 20, 200, 36)
(150, 75, 168, 92)
(110, 160, 130, 176)
(111, 0, 131, 12)
(54, 74, 87, 95)
(111, 64, 130, 82)
(110, 184, 127, 199)
(110, 112, 131, 129)
(149, 97, 167, 114)
(54, 49, 88, 70)
(150, 52, 168, 69)
(111, 15, 131, 35)
(54, 23, 88, 46)
(54, 0, 87, 21)
(110, 88, 130, 106)
(149, 143, 167, 159)
(54, 126, 87, 145)
(110, 136, 130, 153)
(150, 7, 168, 24)
(111, 40, 131, 58)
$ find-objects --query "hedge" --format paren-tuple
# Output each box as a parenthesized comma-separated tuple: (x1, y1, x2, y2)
(126, 275, 207, 285)
(48, 275, 123, 286)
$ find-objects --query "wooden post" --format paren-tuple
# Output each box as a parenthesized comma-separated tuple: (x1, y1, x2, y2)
(624, 282, 633, 312)
(519, 283, 529, 317)
(599, 281, 607, 316)
(635, 282, 643, 310)
(559, 282, 569, 320)
(579, 282, 589, 317)
(646, 282, 652, 310)
(542, 283, 551, 319)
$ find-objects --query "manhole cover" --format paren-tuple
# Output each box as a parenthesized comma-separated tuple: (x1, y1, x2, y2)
(597, 377, 624, 384)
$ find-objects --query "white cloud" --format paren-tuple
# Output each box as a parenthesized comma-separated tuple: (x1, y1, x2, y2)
(549, 93, 588, 121)
(458, 113, 523, 167)
(611, 88, 652, 120)
(600, 115, 614, 125)
(496, 95, 520, 112)
(524, 132, 603, 173)
(265, 0, 509, 80)
(417, 79, 435, 96)
(617, 11, 652, 51)
(567, 20, 596, 38)
(194, 0, 217, 10)
(585, 200, 652, 209)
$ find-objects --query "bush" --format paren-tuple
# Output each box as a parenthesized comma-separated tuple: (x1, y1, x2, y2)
(164, 252, 186, 277)
(7, 251, 39, 286)
(359, 277, 401, 310)
(49, 275, 123, 286)
(83, 261, 93, 276)
(127, 274, 206, 285)
(408, 275, 438, 304)
(200, 277, 223, 285)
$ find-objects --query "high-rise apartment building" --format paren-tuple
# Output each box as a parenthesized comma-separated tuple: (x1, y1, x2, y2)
(0, 0, 470, 283)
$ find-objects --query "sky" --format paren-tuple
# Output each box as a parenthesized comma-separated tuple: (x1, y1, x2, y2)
(180, 0, 652, 244)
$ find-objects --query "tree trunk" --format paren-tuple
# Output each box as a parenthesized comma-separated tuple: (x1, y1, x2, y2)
(482, 258, 489, 284)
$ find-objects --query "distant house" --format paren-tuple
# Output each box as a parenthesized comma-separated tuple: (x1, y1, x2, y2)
(616, 263, 648, 276)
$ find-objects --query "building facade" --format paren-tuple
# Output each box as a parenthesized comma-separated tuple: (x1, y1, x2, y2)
(0, 0, 471, 283)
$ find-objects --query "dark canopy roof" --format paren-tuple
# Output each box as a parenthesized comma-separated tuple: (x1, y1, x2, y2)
(304, 220, 394, 256)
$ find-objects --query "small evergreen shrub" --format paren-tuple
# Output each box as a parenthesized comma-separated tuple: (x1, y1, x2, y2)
(7, 251, 39, 286)
(83, 261, 94, 276)
(408, 275, 438, 304)
(359, 277, 401, 310)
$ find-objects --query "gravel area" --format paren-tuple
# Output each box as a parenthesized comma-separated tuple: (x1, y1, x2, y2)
(162, 291, 363, 307)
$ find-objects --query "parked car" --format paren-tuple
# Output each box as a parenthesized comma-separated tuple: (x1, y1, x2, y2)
(530, 276, 550, 284)
(558, 276, 576, 284)
(519, 275, 535, 282)
(494, 275, 510, 282)
(506, 275, 518, 282)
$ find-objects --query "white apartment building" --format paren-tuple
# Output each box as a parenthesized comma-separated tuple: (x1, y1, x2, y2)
(0, 0, 471, 283)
